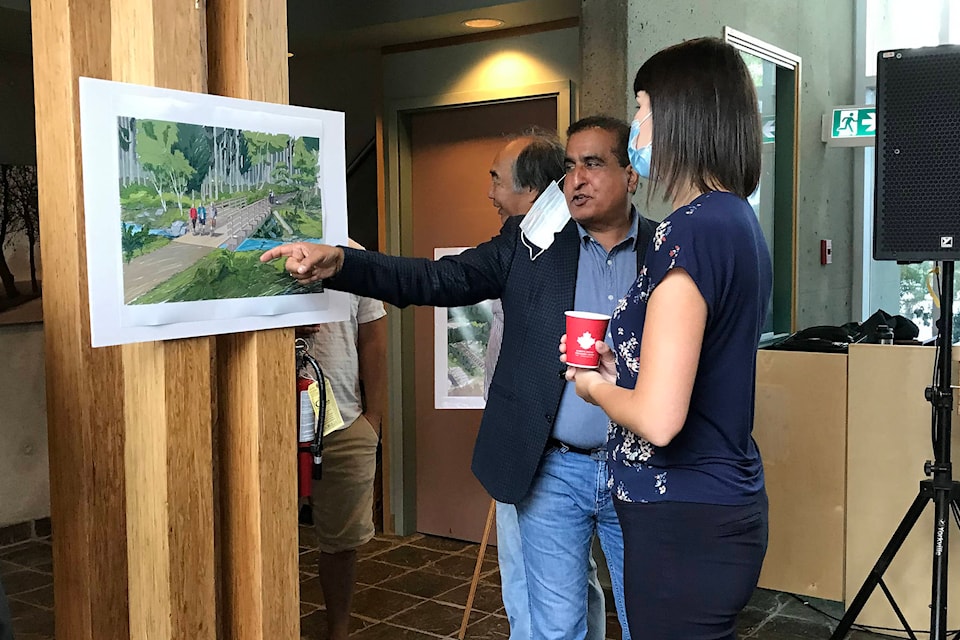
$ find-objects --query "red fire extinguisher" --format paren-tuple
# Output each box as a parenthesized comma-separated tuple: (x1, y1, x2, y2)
(295, 338, 325, 500)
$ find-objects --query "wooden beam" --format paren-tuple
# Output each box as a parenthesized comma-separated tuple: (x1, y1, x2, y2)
(32, 0, 217, 637)
(110, 1, 217, 637)
(214, 331, 298, 638)
(31, 1, 126, 637)
(208, 0, 289, 103)
(122, 340, 217, 640)
(207, 1, 299, 637)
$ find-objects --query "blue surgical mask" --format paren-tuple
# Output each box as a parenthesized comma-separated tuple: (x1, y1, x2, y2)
(628, 114, 652, 179)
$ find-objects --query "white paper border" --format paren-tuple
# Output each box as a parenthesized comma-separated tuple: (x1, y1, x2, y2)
(78, 77, 349, 346)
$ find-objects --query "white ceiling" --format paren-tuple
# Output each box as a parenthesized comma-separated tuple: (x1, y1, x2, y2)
(1, 0, 579, 57)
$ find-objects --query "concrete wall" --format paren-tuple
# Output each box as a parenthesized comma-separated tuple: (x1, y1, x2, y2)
(0, 323, 48, 527)
(614, 0, 857, 327)
(580, 0, 629, 117)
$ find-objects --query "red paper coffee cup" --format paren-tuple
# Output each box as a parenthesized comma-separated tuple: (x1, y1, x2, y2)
(564, 311, 611, 368)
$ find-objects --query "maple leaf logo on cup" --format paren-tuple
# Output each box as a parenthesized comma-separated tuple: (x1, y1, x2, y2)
(577, 332, 596, 350)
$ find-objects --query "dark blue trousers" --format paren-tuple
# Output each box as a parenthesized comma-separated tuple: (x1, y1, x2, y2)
(614, 492, 768, 640)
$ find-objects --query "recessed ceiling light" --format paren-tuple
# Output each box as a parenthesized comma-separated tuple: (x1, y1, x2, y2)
(462, 18, 504, 29)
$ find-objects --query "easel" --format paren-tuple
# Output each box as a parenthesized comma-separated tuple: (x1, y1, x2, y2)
(458, 499, 497, 638)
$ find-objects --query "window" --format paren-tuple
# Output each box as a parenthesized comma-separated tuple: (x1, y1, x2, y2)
(725, 28, 801, 336)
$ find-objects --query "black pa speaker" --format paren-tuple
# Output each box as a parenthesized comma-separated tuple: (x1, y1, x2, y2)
(874, 45, 960, 261)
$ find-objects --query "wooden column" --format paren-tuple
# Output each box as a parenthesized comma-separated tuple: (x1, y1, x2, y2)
(32, 0, 217, 637)
(113, 4, 217, 639)
(31, 2, 127, 636)
(207, 2, 300, 638)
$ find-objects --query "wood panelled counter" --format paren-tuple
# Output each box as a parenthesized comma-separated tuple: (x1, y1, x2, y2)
(754, 350, 848, 600)
(755, 344, 960, 629)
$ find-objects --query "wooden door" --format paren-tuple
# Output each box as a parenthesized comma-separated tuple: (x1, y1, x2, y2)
(408, 97, 557, 541)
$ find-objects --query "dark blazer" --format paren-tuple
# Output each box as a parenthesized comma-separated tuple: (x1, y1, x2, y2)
(328, 212, 656, 504)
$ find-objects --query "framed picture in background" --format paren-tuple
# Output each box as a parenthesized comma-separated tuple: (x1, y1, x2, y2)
(0, 165, 41, 325)
(433, 247, 493, 410)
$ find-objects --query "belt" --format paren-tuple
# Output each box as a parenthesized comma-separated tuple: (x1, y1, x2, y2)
(547, 438, 604, 456)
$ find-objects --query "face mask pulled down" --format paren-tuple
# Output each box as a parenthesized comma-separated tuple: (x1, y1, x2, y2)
(519, 179, 570, 260)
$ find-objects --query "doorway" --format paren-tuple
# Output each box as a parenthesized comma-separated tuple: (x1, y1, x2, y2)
(404, 97, 557, 542)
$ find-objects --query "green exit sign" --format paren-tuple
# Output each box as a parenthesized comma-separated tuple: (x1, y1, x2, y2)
(822, 106, 876, 147)
(761, 115, 776, 144)
(833, 107, 875, 137)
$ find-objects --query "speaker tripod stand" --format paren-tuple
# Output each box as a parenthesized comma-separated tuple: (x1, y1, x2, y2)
(831, 261, 959, 640)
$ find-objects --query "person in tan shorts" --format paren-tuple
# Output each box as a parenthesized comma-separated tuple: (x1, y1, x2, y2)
(299, 268, 387, 640)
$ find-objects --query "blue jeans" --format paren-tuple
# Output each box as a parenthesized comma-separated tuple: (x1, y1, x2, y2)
(516, 446, 630, 640)
(496, 501, 606, 640)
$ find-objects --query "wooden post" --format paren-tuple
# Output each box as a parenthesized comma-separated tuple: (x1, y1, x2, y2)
(113, 4, 217, 639)
(31, 3, 128, 634)
(32, 0, 217, 637)
(207, 2, 300, 638)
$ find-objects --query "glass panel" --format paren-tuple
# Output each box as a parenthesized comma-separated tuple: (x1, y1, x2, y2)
(952, 1, 960, 41)
(900, 262, 936, 340)
(740, 51, 777, 334)
(865, 0, 945, 75)
(899, 263, 960, 341)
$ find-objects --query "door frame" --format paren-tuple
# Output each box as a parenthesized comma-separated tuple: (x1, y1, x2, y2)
(724, 26, 802, 334)
(381, 81, 575, 534)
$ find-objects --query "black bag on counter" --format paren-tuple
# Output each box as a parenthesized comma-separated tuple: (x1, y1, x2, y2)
(766, 325, 850, 353)
(765, 309, 920, 353)
(846, 309, 920, 343)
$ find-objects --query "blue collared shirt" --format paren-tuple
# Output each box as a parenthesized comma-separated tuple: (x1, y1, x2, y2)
(551, 209, 640, 449)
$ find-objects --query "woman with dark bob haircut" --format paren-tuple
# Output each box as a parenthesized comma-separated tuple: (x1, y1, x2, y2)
(561, 37, 772, 639)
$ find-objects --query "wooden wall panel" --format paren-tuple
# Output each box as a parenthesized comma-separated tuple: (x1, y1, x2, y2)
(31, 1, 126, 637)
(112, 1, 217, 637)
(32, 0, 222, 637)
(208, 1, 299, 637)
(846, 345, 960, 629)
(754, 350, 847, 600)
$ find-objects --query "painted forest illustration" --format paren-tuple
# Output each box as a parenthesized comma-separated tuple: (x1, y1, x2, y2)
(0, 165, 41, 324)
(117, 117, 324, 305)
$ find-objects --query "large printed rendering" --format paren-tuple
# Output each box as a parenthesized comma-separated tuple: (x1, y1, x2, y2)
(119, 119, 324, 305)
(79, 78, 350, 346)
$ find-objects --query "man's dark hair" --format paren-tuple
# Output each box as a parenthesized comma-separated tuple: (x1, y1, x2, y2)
(511, 127, 565, 196)
(566, 116, 631, 168)
(633, 37, 761, 202)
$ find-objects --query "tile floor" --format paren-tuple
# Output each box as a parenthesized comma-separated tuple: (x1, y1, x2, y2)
(0, 528, 897, 639)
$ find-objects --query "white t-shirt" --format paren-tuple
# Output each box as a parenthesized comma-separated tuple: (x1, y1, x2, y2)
(304, 293, 386, 426)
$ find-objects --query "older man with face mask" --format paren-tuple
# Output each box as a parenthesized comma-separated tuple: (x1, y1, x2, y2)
(262, 116, 655, 640)
(483, 130, 606, 640)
